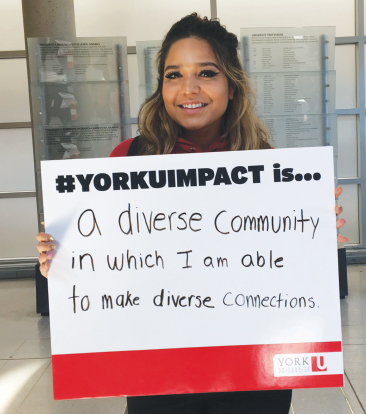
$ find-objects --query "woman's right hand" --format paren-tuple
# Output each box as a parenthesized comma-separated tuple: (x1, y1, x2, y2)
(36, 232, 56, 278)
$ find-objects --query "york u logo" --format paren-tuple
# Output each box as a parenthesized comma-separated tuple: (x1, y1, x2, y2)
(278, 357, 309, 367)
(311, 356, 327, 372)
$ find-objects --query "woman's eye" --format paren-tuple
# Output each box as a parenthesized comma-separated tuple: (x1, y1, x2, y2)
(165, 71, 181, 79)
(200, 70, 219, 78)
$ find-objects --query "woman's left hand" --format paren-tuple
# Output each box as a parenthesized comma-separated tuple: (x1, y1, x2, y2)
(335, 187, 349, 243)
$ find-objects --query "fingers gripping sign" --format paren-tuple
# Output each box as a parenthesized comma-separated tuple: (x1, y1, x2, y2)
(334, 187, 348, 244)
(36, 230, 56, 278)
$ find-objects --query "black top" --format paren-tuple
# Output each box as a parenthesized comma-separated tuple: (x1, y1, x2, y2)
(127, 136, 140, 156)
(127, 389, 292, 414)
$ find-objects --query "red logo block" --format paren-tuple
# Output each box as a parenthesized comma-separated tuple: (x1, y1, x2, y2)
(311, 356, 327, 372)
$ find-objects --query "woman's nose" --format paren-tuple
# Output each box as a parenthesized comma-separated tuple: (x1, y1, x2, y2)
(180, 75, 200, 95)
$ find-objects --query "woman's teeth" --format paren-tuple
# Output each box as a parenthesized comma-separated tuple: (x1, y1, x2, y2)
(181, 103, 205, 109)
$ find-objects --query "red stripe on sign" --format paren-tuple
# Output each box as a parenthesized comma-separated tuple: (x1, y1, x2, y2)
(52, 342, 343, 400)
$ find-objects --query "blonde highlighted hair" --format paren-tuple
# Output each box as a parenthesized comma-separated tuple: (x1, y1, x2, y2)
(137, 13, 270, 155)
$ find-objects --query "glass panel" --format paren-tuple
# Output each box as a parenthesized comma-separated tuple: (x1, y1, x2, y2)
(33, 124, 126, 162)
(31, 81, 128, 127)
(338, 185, 359, 244)
(131, 123, 139, 137)
(263, 114, 337, 152)
(0, 59, 30, 123)
(0, 0, 25, 51)
(0, 197, 38, 259)
(241, 27, 335, 73)
(136, 40, 161, 105)
(252, 71, 336, 117)
(27, 37, 132, 162)
(136, 41, 160, 86)
(335, 45, 356, 109)
(218, 0, 355, 38)
(337, 115, 358, 178)
(0, 129, 35, 192)
(27, 36, 133, 229)
(128, 53, 140, 120)
(74, 0, 210, 45)
(239, 28, 337, 155)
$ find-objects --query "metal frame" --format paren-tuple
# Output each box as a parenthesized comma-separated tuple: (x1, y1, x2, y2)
(0, 122, 31, 129)
(0, 191, 36, 199)
(210, 0, 218, 19)
(0, 257, 38, 279)
(0, 50, 26, 59)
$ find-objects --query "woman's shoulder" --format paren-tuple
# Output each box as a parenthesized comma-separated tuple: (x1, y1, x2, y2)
(109, 138, 135, 157)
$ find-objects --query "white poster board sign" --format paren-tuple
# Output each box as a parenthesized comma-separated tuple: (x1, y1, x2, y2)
(41, 147, 343, 400)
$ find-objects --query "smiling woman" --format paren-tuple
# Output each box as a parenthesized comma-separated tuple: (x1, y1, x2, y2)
(134, 13, 270, 156)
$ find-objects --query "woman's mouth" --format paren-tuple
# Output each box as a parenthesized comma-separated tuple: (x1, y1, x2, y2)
(178, 103, 208, 109)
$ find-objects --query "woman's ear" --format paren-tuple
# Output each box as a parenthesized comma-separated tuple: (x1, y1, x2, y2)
(229, 86, 234, 100)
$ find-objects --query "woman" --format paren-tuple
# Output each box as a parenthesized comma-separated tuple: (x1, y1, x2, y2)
(111, 13, 270, 158)
(37, 13, 348, 414)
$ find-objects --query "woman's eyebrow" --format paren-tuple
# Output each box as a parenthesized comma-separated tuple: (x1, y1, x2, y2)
(164, 65, 180, 72)
(197, 62, 220, 70)
(164, 62, 220, 72)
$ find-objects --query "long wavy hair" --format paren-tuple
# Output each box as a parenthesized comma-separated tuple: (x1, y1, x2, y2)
(137, 13, 270, 155)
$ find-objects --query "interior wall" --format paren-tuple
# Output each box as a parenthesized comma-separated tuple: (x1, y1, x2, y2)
(217, 0, 355, 38)
(0, 0, 25, 50)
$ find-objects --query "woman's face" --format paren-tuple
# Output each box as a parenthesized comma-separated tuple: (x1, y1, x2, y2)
(162, 37, 233, 139)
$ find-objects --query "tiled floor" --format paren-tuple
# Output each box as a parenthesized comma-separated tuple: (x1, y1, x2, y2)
(0, 265, 365, 413)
